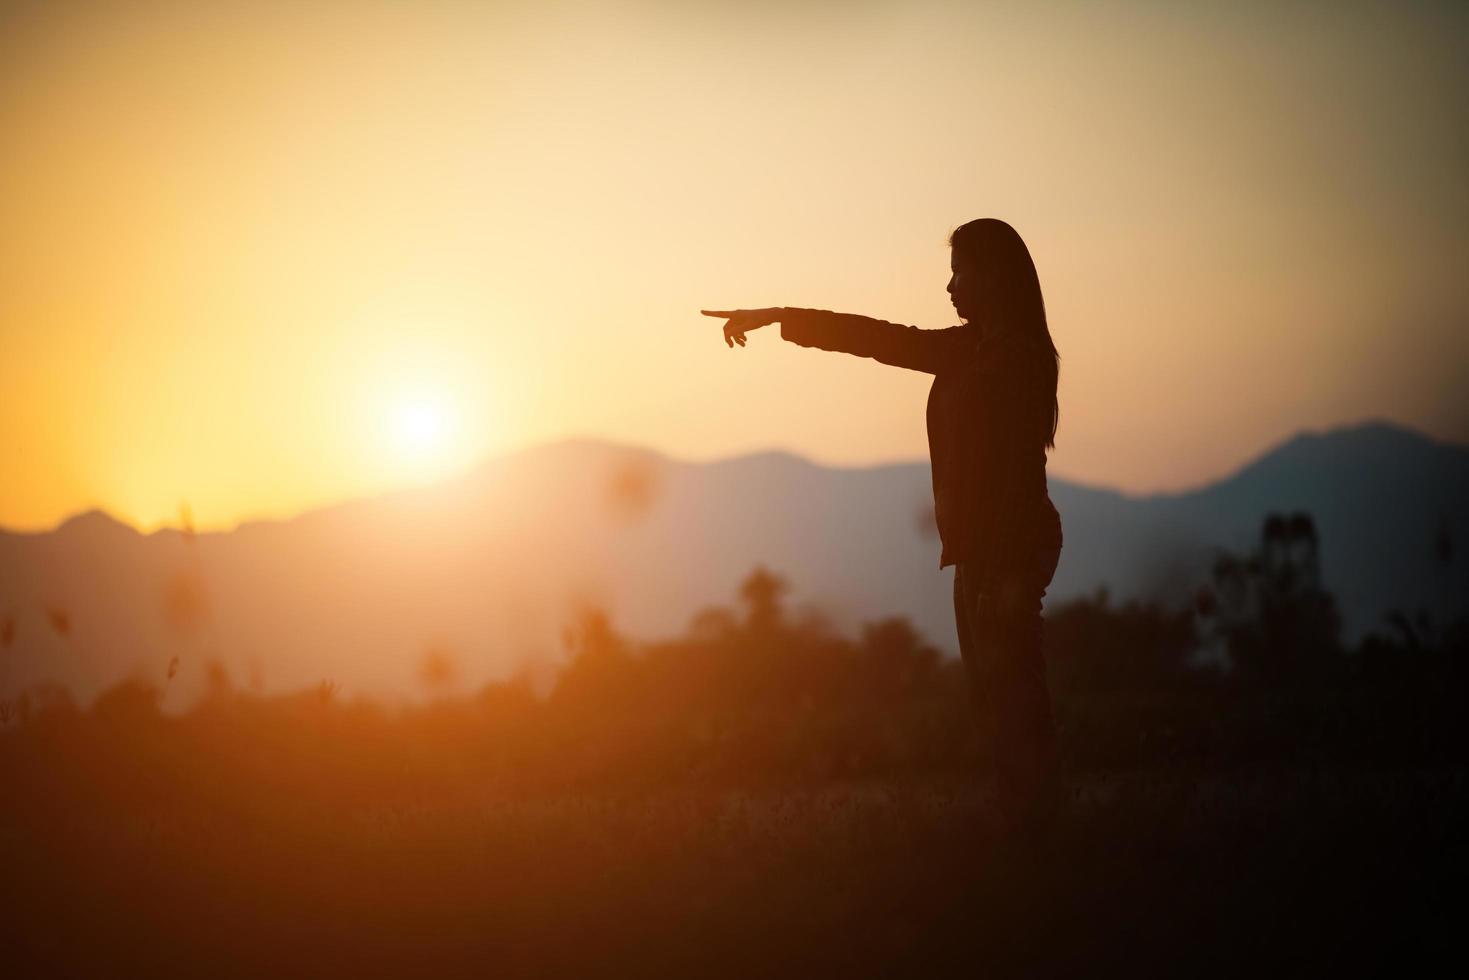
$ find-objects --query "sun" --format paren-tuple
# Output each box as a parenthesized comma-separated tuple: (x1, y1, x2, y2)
(388, 394, 454, 463)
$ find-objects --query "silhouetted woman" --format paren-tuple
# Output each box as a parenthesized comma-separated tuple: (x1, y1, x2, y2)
(702, 218, 1064, 833)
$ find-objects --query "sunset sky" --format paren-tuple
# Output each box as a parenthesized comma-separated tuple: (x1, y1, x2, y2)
(3, 0, 1465, 531)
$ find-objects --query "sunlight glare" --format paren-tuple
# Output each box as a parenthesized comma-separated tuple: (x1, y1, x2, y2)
(389, 395, 453, 463)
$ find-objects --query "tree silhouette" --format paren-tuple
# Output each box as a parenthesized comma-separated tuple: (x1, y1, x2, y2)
(551, 605, 637, 711)
(685, 605, 740, 644)
(418, 641, 461, 693)
(738, 565, 789, 635)
(857, 616, 940, 694)
(1200, 511, 1341, 682)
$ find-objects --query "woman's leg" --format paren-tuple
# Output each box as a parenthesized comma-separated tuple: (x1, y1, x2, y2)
(954, 562, 1001, 808)
(954, 540, 1063, 831)
(988, 585, 1059, 829)
(953, 562, 985, 717)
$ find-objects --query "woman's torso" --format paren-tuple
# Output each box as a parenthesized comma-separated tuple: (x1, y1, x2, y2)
(926, 329, 1059, 580)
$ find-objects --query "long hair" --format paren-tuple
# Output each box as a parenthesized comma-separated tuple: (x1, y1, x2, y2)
(947, 218, 1060, 450)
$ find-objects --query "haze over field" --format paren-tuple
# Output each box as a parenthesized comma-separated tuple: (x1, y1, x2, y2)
(4, 419, 1464, 707)
(2, 0, 1466, 532)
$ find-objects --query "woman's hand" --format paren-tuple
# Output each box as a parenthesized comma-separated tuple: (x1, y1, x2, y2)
(701, 308, 785, 348)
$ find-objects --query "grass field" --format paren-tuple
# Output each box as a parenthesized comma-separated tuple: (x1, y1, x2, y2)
(6, 760, 1463, 978)
(5, 590, 1464, 977)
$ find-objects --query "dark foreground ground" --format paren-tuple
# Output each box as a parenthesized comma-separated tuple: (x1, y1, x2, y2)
(5, 765, 1464, 978)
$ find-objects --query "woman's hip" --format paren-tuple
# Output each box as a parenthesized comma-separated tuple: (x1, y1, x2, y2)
(958, 531, 1061, 597)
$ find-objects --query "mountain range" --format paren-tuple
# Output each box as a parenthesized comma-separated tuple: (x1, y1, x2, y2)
(2, 419, 1464, 707)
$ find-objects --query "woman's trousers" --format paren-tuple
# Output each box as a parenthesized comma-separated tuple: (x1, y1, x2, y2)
(952, 528, 1064, 829)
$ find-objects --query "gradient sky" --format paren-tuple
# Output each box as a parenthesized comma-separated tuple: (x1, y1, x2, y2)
(2, 0, 1466, 531)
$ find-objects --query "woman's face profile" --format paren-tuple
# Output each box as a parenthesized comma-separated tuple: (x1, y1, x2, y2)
(947, 249, 984, 324)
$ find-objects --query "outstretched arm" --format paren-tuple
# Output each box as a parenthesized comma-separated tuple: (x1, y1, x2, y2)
(702, 307, 964, 375)
(777, 307, 965, 375)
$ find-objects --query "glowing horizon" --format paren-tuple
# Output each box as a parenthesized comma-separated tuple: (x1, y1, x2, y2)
(3, 0, 1466, 532)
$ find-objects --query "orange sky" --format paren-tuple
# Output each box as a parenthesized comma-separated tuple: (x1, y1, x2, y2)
(2, 0, 1466, 531)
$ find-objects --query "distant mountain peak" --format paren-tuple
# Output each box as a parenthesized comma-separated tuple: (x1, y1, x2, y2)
(54, 508, 135, 536)
(1279, 417, 1441, 448)
(707, 448, 816, 469)
(480, 437, 823, 476)
(1261, 417, 1462, 464)
(1176, 418, 1463, 495)
(487, 435, 671, 468)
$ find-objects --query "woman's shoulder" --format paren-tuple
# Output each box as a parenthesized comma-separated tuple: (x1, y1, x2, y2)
(971, 328, 1047, 377)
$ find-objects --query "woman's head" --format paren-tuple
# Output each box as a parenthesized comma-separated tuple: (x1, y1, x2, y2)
(946, 218, 1041, 331)
(946, 218, 1060, 448)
